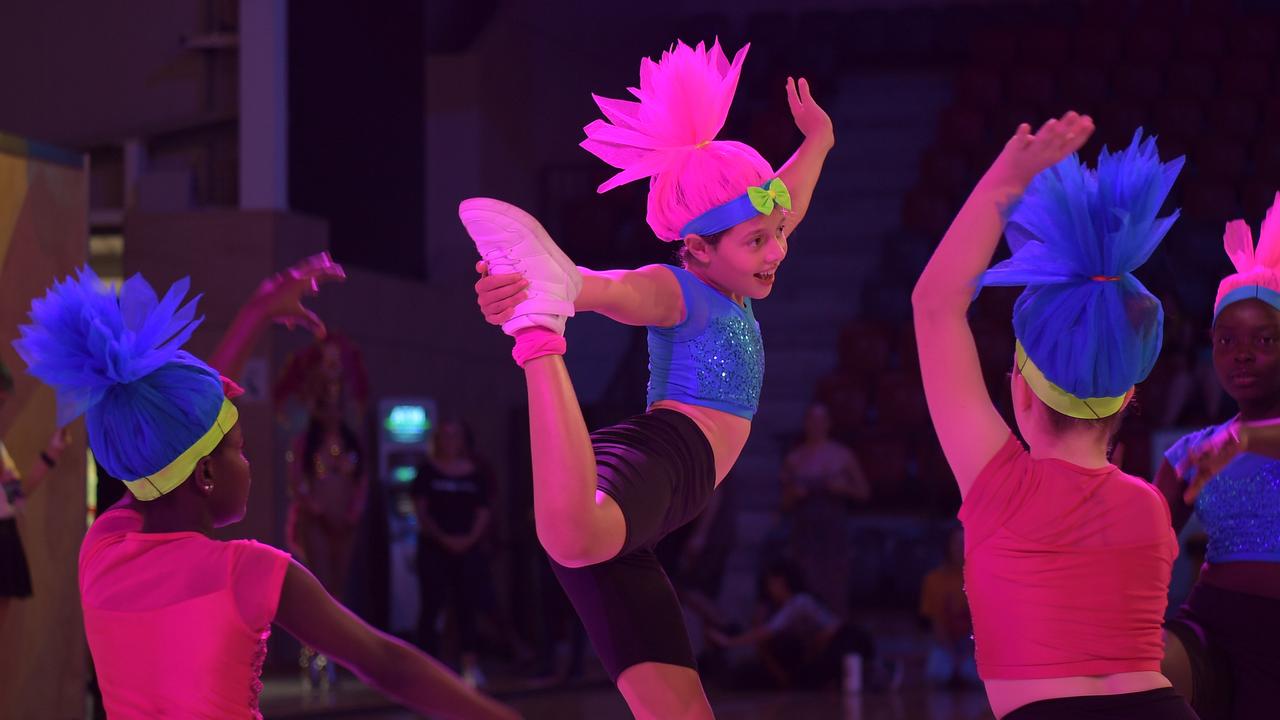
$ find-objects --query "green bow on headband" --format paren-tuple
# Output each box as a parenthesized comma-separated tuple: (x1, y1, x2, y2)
(747, 178, 792, 216)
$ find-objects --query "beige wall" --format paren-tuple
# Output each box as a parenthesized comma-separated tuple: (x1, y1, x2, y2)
(0, 142, 89, 720)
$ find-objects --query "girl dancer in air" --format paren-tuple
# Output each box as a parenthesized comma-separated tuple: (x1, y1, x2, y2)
(460, 40, 832, 719)
(13, 263, 519, 720)
(1157, 192, 1280, 720)
(912, 114, 1198, 719)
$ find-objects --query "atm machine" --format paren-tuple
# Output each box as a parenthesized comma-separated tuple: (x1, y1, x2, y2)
(377, 397, 436, 634)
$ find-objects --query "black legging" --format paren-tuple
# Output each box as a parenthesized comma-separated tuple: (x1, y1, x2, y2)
(417, 541, 482, 655)
(550, 409, 716, 681)
(1004, 688, 1199, 719)
(1165, 581, 1280, 720)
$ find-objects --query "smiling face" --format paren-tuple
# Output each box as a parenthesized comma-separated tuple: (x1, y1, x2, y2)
(684, 210, 789, 301)
(1212, 299, 1280, 410)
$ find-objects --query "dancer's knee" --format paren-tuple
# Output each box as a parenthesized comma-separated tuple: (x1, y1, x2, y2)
(538, 496, 626, 567)
(616, 662, 714, 720)
(538, 526, 613, 568)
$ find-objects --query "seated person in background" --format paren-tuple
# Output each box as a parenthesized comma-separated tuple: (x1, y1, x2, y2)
(920, 524, 979, 687)
(705, 560, 874, 691)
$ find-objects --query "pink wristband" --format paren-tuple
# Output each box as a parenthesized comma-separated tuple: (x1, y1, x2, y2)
(512, 328, 567, 368)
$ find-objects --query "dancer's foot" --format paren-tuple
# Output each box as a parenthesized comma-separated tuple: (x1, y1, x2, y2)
(459, 198, 582, 336)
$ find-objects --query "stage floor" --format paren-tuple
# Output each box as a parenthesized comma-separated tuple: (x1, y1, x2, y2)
(259, 675, 996, 719)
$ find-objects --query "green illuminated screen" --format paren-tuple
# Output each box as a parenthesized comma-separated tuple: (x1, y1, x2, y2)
(384, 404, 431, 443)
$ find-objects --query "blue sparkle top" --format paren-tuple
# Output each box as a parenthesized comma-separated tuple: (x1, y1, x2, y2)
(647, 266, 764, 420)
(1166, 420, 1280, 564)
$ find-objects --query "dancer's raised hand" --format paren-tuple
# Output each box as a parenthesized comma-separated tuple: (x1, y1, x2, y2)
(1179, 421, 1243, 504)
(989, 111, 1095, 189)
(785, 77, 833, 144)
(252, 252, 346, 337)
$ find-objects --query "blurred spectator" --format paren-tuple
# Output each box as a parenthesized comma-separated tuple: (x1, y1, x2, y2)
(1153, 290, 1223, 429)
(781, 403, 870, 614)
(287, 389, 368, 596)
(278, 335, 372, 629)
(705, 560, 876, 691)
(0, 359, 72, 628)
(920, 525, 978, 688)
(412, 418, 494, 688)
(286, 389, 368, 689)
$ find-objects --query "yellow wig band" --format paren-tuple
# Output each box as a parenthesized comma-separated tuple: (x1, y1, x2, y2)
(1015, 340, 1129, 420)
(124, 398, 239, 501)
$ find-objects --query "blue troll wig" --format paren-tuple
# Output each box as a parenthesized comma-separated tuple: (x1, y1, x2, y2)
(13, 268, 235, 499)
(978, 130, 1184, 419)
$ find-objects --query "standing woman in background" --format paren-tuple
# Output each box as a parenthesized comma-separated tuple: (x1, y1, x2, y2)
(279, 335, 370, 687)
(413, 417, 494, 688)
(779, 401, 869, 613)
(288, 387, 367, 601)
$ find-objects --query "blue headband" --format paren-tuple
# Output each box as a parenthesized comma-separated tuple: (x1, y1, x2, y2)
(1214, 285, 1280, 320)
(678, 178, 791, 238)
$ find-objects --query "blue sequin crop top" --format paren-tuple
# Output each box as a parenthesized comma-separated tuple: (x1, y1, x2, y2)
(1166, 420, 1280, 564)
(647, 266, 764, 420)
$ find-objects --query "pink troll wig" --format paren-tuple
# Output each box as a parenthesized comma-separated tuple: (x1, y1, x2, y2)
(1215, 192, 1280, 319)
(581, 40, 774, 242)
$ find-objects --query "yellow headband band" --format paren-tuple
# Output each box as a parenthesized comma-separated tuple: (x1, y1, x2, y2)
(1014, 340, 1130, 420)
(123, 398, 239, 501)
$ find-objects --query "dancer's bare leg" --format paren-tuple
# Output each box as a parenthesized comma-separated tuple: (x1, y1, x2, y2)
(617, 662, 715, 720)
(523, 354, 625, 568)
(1162, 629, 1194, 706)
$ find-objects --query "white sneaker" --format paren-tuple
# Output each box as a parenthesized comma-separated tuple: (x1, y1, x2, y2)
(458, 198, 582, 336)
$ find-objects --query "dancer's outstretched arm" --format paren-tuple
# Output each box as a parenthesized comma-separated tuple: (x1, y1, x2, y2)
(277, 561, 521, 720)
(912, 112, 1093, 496)
(475, 261, 685, 328)
(1175, 417, 1280, 503)
(1150, 417, 1280, 531)
(774, 77, 834, 236)
(5, 427, 69, 504)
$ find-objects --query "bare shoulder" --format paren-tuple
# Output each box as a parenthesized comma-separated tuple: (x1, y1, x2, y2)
(635, 263, 681, 286)
(635, 263, 686, 327)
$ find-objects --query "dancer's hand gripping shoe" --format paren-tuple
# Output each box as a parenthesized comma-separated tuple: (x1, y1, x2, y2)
(458, 198, 582, 336)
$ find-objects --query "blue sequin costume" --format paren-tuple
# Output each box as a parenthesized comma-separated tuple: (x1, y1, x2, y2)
(1166, 421, 1280, 564)
(1162, 420, 1280, 719)
(647, 265, 765, 419)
